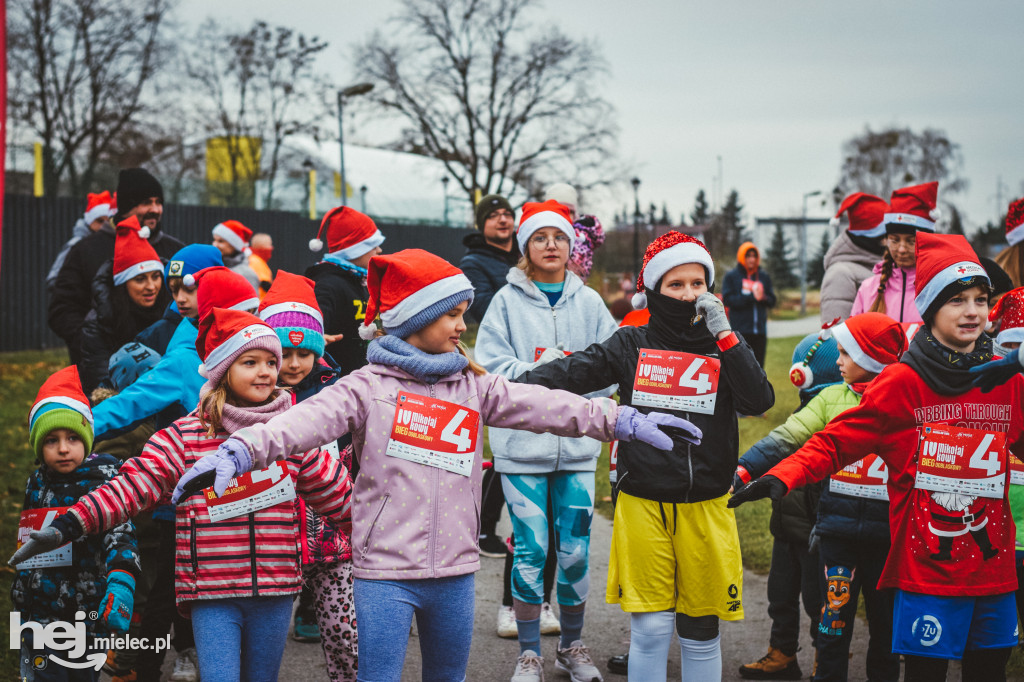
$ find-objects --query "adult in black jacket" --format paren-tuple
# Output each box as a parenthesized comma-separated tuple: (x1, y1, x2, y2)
(460, 194, 520, 324)
(305, 205, 385, 373)
(48, 168, 183, 363)
(515, 232, 774, 679)
(722, 241, 776, 368)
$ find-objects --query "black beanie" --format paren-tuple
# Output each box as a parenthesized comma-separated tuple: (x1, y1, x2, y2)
(116, 168, 164, 218)
(475, 194, 513, 231)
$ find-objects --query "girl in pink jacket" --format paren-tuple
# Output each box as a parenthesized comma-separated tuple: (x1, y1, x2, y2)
(173, 249, 699, 682)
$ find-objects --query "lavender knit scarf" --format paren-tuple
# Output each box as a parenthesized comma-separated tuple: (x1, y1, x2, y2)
(366, 335, 468, 384)
(219, 391, 292, 434)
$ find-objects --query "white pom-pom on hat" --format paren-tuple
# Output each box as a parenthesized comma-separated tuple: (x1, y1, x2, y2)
(198, 363, 208, 378)
(183, 273, 196, 287)
(829, 216, 840, 228)
(243, 246, 252, 256)
(309, 238, 324, 252)
(930, 207, 942, 221)
(138, 226, 151, 239)
(631, 291, 648, 309)
(358, 321, 378, 341)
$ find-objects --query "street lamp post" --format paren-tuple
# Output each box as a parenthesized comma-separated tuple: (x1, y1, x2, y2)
(337, 82, 375, 207)
(631, 177, 641, 285)
(360, 185, 368, 213)
(800, 190, 823, 315)
(441, 176, 450, 226)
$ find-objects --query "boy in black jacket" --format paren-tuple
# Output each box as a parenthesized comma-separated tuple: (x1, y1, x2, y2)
(517, 232, 774, 680)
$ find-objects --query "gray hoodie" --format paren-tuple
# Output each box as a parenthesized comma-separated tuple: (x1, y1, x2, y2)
(46, 218, 92, 291)
(820, 230, 880, 323)
(475, 267, 618, 474)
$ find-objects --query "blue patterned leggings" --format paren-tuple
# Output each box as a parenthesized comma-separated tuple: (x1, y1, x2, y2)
(502, 471, 594, 606)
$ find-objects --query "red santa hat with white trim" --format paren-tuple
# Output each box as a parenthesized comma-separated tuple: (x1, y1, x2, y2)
(914, 232, 990, 321)
(212, 220, 253, 255)
(83, 191, 113, 224)
(516, 200, 576, 253)
(258, 271, 325, 357)
(187, 266, 261, 322)
(112, 217, 163, 286)
(884, 181, 940, 234)
(359, 249, 474, 340)
(631, 231, 715, 309)
(309, 206, 385, 262)
(990, 286, 1024, 347)
(830, 192, 887, 239)
(28, 365, 94, 459)
(829, 312, 906, 376)
(1004, 198, 1024, 246)
(195, 308, 281, 386)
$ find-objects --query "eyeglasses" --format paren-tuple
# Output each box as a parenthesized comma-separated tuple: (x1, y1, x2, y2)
(529, 233, 571, 247)
(488, 210, 514, 220)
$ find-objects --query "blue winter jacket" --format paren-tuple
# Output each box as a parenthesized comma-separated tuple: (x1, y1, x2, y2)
(475, 267, 618, 474)
(92, 317, 202, 441)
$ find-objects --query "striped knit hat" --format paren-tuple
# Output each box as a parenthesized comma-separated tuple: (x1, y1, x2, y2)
(258, 271, 325, 357)
(29, 366, 94, 459)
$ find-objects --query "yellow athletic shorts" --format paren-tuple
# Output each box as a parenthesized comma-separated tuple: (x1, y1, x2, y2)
(606, 491, 744, 620)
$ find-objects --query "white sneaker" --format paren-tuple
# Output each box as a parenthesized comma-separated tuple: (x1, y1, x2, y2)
(540, 602, 560, 636)
(169, 647, 199, 682)
(511, 650, 545, 682)
(497, 605, 518, 638)
(555, 640, 602, 682)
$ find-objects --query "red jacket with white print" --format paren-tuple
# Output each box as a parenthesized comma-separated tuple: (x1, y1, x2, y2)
(767, 358, 1024, 597)
(68, 408, 352, 615)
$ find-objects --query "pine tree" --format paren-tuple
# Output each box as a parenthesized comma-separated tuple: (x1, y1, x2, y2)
(719, 189, 748, 256)
(659, 202, 672, 225)
(764, 223, 799, 289)
(807, 229, 831, 287)
(690, 190, 709, 225)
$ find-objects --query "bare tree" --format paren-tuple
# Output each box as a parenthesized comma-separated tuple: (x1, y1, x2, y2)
(355, 0, 618, 202)
(8, 0, 172, 196)
(836, 126, 968, 200)
(185, 19, 329, 208)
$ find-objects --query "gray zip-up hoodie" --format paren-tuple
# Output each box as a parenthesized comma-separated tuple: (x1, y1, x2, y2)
(475, 267, 618, 474)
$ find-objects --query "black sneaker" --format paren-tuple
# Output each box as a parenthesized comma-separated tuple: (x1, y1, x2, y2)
(607, 652, 628, 675)
(478, 534, 510, 558)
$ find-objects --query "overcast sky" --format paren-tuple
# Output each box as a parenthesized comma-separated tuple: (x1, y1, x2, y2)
(184, 0, 1024, 234)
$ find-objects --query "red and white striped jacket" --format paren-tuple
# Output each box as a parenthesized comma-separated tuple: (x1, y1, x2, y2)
(68, 413, 352, 615)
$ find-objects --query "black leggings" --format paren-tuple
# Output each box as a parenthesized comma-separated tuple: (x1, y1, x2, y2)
(904, 648, 1012, 682)
(676, 613, 718, 641)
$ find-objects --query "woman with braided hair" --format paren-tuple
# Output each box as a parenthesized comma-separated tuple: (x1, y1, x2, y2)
(851, 182, 941, 323)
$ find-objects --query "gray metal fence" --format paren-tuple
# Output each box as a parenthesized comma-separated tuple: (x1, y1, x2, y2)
(0, 195, 473, 352)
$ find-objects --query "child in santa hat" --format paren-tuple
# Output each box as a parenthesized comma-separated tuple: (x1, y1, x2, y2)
(169, 248, 697, 682)
(11, 310, 354, 682)
(516, 231, 775, 681)
(79, 217, 172, 394)
(735, 313, 906, 682)
(851, 182, 941, 324)
(11, 366, 141, 681)
(475, 200, 619, 679)
(735, 232, 1024, 681)
(259, 271, 358, 680)
(211, 220, 261, 292)
(306, 206, 386, 373)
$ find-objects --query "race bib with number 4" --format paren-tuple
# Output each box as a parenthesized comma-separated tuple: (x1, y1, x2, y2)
(914, 423, 1007, 499)
(386, 391, 480, 477)
(830, 454, 889, 501)
(632, 349, 720, 415)
(15, 507, 72, 569)
(205, 462, 297, 522)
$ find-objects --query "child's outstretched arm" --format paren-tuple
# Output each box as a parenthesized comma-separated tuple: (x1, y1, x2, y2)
(735, 391, 834, 485)
(173, 372, 372, 502)
(513, 328, 626, 395)
(971, 348, 1024, 392)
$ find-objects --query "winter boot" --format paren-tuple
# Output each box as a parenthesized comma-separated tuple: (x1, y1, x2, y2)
(738, 647, 802, 680)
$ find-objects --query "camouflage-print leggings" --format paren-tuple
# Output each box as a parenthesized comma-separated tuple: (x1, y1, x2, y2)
(306, 560, 358, 681)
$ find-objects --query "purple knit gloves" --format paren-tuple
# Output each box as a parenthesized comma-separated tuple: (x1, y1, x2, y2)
(172, 437, 254, 503)
(614, 405, 702, 451)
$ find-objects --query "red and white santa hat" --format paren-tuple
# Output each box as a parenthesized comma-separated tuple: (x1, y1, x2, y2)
(112, 217, 163, 286)
(258, 271, 325, 357)
(28, 365, 95, 458)
(109, 192, 118, 217)
(1004, 198, 1024, 246)
(212, 220, 253, 255)
(829, 312, 906, 375)
(884, 181, 940, 234)
(830, 192, 887, 238)
(516, 200, 575, 254)
(83, 191, 113, 224)
(309, 206, 385, 261)
(187, 266, 260, 322)
(195, 308, 281, 386)
(914, 232, 989, 321)
(631, 231, 715, 309)
(990, 287, 1024, 346)
(359, 249, 474, 341)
